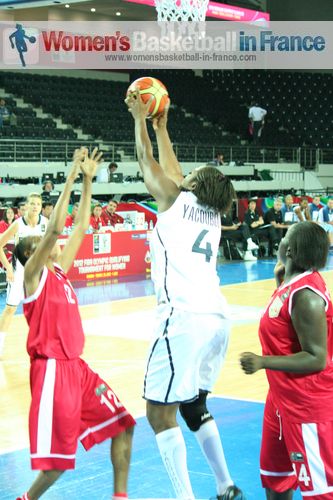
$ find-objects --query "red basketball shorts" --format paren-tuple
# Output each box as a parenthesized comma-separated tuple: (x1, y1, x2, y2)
(260, 392, 333, 499)
(29, 357, 135, 470)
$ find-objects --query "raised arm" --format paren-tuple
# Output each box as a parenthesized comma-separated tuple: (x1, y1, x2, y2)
(125, 89, 179, 212)
(152, 103, 184, 187)
(240, 289, 327, 375)
(58, 148, 103, 273)
(0, 221, 19, 282)
(24, 151, 83, 292)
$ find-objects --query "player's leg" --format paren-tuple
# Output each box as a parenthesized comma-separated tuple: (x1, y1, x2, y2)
(111, 426, 134, 497)
(18, 359, 80, 499)
(79, 359, 135, 498)
(180, 392, 235, 498)
(144, 306, 202, 499)
(240, 223, 259, 251)
(282, 419, 333, 499)
(0, 304, 17, 357)
(183, 315, 244, 499)
(0, 266, 24, 357)
(260, 393, 297, 500)
(17, 470, 64, 500)
(265, 490, 293, 500)
(146, 401, 194, 500)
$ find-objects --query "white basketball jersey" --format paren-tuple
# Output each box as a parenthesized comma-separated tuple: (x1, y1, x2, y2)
(11, 215, 49, 285)
(15, 215, 48, 244)
(150, 191, 229, 315)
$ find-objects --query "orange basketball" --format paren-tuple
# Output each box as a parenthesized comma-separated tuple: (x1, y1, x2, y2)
(126, 77, 169, 119)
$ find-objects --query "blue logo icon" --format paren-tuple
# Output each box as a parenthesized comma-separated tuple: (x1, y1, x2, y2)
(9, 24, 37, 67)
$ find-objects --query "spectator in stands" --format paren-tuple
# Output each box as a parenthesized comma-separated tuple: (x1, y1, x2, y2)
(248, 102, 267, 143)
(264, 198, 287, 244)
(0, 99, 11, 127)
(101, 199, 124, 227)
(97, 162, 118, 183)
(0, 207, 15, 233)
(281, 194, 298, 225)
(318, 197, 333, 246)
(294, 197, 311, 222)
(244, 199, 279, 257)
(309, 195, 322, 222)
(64, 202, 79, 228)
(41, 180, 55, 201)
(212, 153, 225, 166)
(221, 210, 258, 261)
(89, 203, 105, 232)
(16, 201, 27, 219)
(41, 201, 54, 220)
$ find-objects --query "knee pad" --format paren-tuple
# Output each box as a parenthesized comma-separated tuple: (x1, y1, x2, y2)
(179, 392, 213, 432)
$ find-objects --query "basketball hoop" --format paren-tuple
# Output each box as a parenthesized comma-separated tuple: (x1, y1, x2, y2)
(154, 0, 209, 21)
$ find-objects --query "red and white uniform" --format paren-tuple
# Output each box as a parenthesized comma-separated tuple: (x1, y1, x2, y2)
(23, 264, 135, 470)
(259, 271, 333, 498)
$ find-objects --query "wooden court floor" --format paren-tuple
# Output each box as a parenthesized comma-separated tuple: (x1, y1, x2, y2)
(1, 271, 333, 454)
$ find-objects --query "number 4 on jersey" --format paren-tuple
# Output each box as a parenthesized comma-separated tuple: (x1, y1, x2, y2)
(192, 230, 213, 263)
(292, 463, 311, 487)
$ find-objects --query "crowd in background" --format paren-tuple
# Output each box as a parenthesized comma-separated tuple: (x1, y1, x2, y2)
(221, 194, 333, 261)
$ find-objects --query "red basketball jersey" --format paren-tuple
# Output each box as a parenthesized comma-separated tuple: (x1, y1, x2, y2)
(259, 270, 333, 423)
(23, 264, 84, 359)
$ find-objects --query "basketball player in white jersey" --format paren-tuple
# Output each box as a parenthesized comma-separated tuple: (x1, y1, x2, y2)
(126, 90, 244, 499)
(0, 193, 48, 357)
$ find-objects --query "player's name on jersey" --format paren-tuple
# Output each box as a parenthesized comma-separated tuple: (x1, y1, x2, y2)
(183, 204, 220, 227)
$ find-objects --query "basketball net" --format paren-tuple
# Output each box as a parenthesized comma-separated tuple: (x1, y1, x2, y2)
(154, 0, 209, 21)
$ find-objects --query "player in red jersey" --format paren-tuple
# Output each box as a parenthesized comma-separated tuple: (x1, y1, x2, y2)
(240, 221, 333, 499)
(14, 148, 135, 500)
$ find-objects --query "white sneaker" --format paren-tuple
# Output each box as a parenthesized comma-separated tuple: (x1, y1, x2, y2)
(243, 250, 257, 261)
(247, 239, 259, 251)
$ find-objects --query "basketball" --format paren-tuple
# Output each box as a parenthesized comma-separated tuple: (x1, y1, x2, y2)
(29, 36, 36, 43)
(126, 77, 169, 119)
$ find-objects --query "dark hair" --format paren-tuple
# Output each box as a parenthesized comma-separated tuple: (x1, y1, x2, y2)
(12, 236, 33, 269)
(42, 201, 53, 209)
(18, 201, 26, 209)
(192, 167, 235, 214)
(3, 207, 15, 224)
(108, 162, 118, 170)
(43, 181, 54, 191)
(108, 198, 118, 204)
(288, 222, 329, 271)
(91, 203, 102, 214)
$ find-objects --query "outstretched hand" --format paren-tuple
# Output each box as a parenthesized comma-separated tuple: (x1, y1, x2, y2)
(152, 99, 170, 132)
(240, 352, 264, 375)
(125, 88, 154, 120)
(80, 147, 103, 179)
(69, 147, 86, 180)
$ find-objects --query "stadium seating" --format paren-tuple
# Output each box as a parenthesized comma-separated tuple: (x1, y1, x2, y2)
(0, 70, 332, 153)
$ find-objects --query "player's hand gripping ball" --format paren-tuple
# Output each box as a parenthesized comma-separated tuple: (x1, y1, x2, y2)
(126, 77, 169, 119)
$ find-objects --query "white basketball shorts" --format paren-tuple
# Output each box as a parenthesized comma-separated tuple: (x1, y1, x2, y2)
(143, 304, 231, 404)
(6, 261, 24, 307)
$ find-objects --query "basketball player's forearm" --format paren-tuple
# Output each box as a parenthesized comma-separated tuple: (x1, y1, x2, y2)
(155, 129, 182, 182)
(0, 249, 11, 271)
(49, 178, 75, 233)
(135, 117, 154, 169)
(75, 176, 92, 230)
(262, 351, 326, 373)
